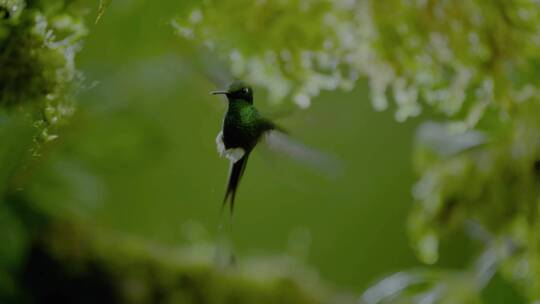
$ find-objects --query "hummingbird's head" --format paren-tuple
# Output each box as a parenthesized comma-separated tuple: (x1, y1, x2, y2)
(211, 81, 253, 104)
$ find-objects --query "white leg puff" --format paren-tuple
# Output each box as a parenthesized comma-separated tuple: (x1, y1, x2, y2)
(216, 131, 245, 163)
(216, 131, 225, 157)
(225, 148, 245, 163)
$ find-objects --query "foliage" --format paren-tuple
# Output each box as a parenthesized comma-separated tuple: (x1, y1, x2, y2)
(176, 0, 540, 121)
(0, 0, 87, 144)
(0, 0, 87, 301)
(177, 0, 540, 302)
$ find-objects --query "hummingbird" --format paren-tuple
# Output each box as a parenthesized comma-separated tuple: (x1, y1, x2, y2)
(212, 81, 341, 215)
(212, 81, 281, 214)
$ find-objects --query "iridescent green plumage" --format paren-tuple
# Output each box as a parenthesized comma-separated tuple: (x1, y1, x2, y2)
(212, 81, 277, 214)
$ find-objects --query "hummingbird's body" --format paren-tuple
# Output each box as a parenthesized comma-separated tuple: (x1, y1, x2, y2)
(213, 82, 276, 214)
(222, 100, 271, 151)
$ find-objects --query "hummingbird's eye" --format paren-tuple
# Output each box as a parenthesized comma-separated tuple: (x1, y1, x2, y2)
(243, 88, 249, 94)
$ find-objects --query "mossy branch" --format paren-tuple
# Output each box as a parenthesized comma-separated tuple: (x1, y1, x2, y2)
(19, 220, 355, 304)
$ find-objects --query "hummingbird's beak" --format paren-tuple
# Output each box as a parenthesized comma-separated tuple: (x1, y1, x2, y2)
(211, 90, 229, 95)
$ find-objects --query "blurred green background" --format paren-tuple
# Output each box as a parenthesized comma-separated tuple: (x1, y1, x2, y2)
(27, 0, 421, 292)
(7, 0, 537, 302)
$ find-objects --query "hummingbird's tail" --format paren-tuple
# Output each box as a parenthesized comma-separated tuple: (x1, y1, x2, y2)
(222, 153, 250, 216)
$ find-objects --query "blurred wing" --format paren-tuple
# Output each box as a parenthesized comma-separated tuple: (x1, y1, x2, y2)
(262, 130, 343, 178)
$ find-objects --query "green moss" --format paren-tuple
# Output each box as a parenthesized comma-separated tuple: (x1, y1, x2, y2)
(0, 0, 87, 145)
(18, 221, 354, 304)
